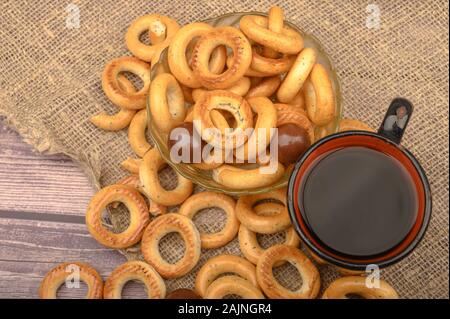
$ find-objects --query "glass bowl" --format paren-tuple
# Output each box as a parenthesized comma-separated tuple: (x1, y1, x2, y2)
(147, 11, 342, 195)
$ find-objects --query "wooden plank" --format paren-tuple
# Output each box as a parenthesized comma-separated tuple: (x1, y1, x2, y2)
(0, 260, 151, 299)
(0, 218, 151, 298)
(0, 119, 94, 216)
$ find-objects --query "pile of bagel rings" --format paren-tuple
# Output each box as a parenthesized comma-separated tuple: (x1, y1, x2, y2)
(39, 6, 398, 299)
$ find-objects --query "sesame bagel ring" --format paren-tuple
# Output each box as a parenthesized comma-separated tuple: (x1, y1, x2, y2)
(276, 103, 315, 143)
(103, 261, 166, 299)
(262, 5, 284, 58)
(239, 204, 301, 265)
(39, 262, 103, 299)
(128, 109, 152, 157)
(149, 73, 186, 133)
(204, 275, 264, 299)
(322, 276, 399, 299)
(90, 74, 136, 131)
(234, 96, 277, 162)
(338, 118, 375, 132)
(256, 245, 321, 299)
(86, 184, 149, 249)
(191, 26, 252, 89)
(239, 15, 303, 55)
(235, 188, 290, 234)
(178, 192, 239, 249)
(140, 148, 193, 206)
(304, 64, 335, 126)
(251, 46, 296, 75)
(120, 157, 142, 174)
(195, 254, 258, 297)
(245, 76, 281, 98)
(193, 90, 253, 149)
(212, 162, 285, 189)
(125, 14, 180, 62)
(101, 56, 151, 110)
(277, 48, 317, 103)
(169, 22, 227, 88)
(141, 213, 201, 279)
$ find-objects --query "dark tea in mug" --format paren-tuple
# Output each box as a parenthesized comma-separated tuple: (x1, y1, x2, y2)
(299, 146, 418, 257)
(288, 98, 431, 270)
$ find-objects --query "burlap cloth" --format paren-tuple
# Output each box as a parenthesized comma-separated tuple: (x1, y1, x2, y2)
(0, 0, 448, 299)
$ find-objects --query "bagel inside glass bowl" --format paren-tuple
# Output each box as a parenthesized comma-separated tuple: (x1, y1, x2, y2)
(147, 11, 342, 195)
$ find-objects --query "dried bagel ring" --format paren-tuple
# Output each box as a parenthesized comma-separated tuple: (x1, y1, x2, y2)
(39, 262, 103, 299)
(251, 46, 296, 75)
(178, 192, 239, 249)
(239, 204, 300, 265)
(120, 157, 142, 174)
(322, 276, 398, 299)
(86, 184, 149, 249)
(245, 76, 281, 98)
(90, 74, 136, 131)
(256, 244, 320, 299)
(235, 188, 290, 234)
(102, 57, 151, 110)
(191, 77, 251, 104)
(238, 224, 300, 267)
(276, 103, 315, 143)
(277, 48, 317, 103)
(150, 73, 186, 133)
(141, 213, 201, 278)
(180, 84, 195, 104)
(212, 162, 285, 190)
(140, 148, 193, 206)
(195, 254, 258, 297)
(169, 22, 227, 88)
(193, 90, 253, 149)
(115, 175, 167, 216)
(234, 96, 277, 162)
(191, 26, 252, 89)
(289, 88, 306, 110)
(125, 14, 180, 62)
(262, 6, 284, 58)
(128, 109, 151, 157)
(103, 261, 166, 299)
(304, 64, 335, 126)
(205, 275, 264, 299)
(338, 118, 375, 132)
(226, 55, 273, 78)
(240, 15, 303, 55)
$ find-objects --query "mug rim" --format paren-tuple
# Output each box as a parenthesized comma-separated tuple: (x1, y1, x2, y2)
(287, 130, 432, 270)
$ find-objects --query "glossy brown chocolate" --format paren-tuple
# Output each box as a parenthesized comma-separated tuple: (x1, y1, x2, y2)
(166, 288, 202, 299)
(277, 123, 311, 165)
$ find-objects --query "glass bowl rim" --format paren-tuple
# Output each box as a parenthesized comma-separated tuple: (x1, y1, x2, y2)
(146, 11, 343, 196)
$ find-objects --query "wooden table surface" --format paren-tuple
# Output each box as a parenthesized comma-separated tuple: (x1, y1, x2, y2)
(0, 118, 148, 298)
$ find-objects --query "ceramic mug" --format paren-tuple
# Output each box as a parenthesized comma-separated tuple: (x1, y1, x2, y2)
(288, 98, 432, 271)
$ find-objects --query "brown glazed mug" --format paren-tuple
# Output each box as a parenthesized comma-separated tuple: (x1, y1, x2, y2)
(287, 98, 431, 271)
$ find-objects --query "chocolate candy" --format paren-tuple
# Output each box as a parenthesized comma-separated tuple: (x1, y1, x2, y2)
(277, 123, 311, 165)
(166, 288, 202, 299)
(167, 122, 204, 163)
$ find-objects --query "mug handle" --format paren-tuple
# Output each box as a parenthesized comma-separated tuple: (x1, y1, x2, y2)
(378, 98, 414, 144)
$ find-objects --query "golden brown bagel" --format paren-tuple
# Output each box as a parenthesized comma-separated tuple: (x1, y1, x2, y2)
(103, 261, 166, 299)
(39, 262, 103, 299)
